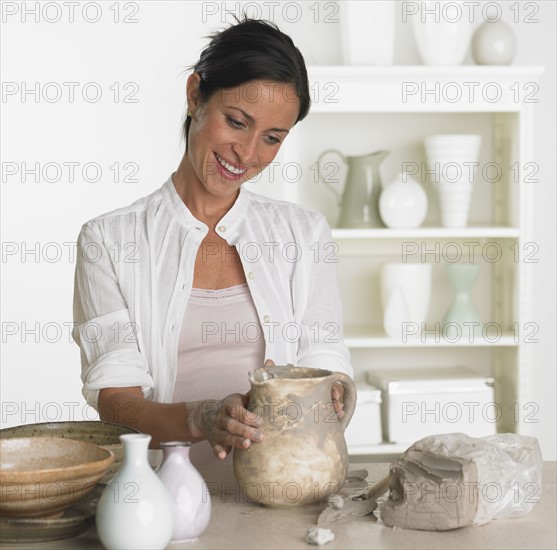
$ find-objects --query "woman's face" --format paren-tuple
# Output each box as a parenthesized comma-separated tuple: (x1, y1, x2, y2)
(185, 75, 301, 200)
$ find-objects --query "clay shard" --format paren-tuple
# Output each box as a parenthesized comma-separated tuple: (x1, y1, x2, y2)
(305, 527, 335, 545)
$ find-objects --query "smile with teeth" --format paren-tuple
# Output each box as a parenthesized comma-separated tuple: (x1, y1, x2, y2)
(215, 153, 247, 176)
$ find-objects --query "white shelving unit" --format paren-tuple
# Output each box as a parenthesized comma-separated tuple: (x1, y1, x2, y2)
(264, 65, 545, 457)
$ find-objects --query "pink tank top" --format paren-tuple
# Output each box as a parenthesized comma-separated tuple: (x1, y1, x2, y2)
(172, 283, 265, 464)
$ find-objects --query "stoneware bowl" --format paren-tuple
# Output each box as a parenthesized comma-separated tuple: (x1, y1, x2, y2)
(0, 437, 114, 519)
(0, 421, 139, 484)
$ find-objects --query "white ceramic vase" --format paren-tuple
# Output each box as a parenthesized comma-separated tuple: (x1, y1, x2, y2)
(96, 434, 173, 550)
(340, 1, 396, 65)
(157, 442, 211, 543)
(471, 17, 516, 65)
(379, 172, 428, 229)
(380, 263, 432, 338)
(424, 134, 482, 228)
(412, 1, 473, 65)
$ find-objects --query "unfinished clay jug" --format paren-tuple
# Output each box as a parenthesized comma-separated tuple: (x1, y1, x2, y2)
(233, 366, 356, 507)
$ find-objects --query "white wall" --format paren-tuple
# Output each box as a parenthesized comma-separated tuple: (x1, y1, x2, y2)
(1, 1, 555, 459)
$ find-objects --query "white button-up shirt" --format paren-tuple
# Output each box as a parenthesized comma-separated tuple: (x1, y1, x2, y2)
(73, 173, 353, 410)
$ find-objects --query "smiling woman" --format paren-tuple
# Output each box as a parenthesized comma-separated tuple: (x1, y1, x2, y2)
(72, 17, 353, 466)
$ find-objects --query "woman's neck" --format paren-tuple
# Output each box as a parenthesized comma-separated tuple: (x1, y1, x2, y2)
(172, 162, 239, 227)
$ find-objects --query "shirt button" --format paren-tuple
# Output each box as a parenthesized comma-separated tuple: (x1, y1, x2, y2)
(248, 272, 254, 279)
(170, 324, 175, 331)
(263, 315, 270, 323)
(181, 283, 186, 290)
(217, 225, 226, 233)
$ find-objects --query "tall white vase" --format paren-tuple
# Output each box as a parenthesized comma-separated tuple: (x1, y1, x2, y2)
(424, 134, 482, 228)
(380, 263, 432, 338)
(412, 1, 473, 65)
(340, 1, 396, 65)
(96, 434, 173, 550)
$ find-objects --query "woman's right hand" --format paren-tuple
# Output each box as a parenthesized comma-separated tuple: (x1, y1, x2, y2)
(194, 393, 263, 460)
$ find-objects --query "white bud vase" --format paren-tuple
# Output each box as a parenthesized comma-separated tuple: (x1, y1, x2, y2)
(96, 434, 173, 550)
(157, 441, 211, 543)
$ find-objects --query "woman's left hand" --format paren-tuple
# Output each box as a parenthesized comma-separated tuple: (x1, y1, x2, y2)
(332, 382, 345, 419)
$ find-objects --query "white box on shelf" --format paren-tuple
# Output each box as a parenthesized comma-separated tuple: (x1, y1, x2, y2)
(366, 367, 496, 444)
(345, 386, 382, 448)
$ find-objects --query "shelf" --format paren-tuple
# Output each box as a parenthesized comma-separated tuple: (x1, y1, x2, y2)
(306, 65, 545, 113)
(344, 326, 519, 348)
(309, 65, 545, 78)
(332, 227, 520, 239)
(348, 443, 409, 456)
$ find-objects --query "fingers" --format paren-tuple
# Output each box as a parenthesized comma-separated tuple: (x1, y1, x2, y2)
(333, 398, 345, 419)
(224, 394, 262, 428)
(332, 382, 345, 419)
(212, 443, 230, 460)
(202, 395, 264, 457)
(224, 416, 263, 444)
(331, 382, 344, 402)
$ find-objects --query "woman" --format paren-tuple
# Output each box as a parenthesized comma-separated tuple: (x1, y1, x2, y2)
(72, 18, 352, 463)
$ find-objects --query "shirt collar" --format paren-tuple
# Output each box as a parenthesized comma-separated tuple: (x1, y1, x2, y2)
(161, 172, 250, 236)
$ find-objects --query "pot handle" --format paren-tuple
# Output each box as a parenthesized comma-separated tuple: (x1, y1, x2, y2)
(317, 149, 346, 207)
(330, 372, 357, 432)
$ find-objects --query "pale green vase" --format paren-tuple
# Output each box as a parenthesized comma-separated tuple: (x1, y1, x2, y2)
(443, 264, 482, 340)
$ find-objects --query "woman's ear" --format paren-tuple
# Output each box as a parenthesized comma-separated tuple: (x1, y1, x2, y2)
(186, 72, 202, 114)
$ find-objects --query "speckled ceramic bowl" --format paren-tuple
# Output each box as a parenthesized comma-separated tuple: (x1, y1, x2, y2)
(0, 437, 113, 519)
(0, 421, 139, 484)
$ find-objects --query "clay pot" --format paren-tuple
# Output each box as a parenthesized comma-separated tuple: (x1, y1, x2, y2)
(233, 366, 356, 507)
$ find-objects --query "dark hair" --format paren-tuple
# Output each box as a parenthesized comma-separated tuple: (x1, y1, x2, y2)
(180, 17, 311, 148)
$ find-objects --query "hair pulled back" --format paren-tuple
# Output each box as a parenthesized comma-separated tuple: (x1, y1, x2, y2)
(181, 16, 310, 148)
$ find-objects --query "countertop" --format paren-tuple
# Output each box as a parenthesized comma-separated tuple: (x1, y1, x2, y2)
(4, 462, 556, 550)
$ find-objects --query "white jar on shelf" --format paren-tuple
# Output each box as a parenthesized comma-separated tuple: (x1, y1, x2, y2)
(411, 1, 473, 65)
(379, 171, 428, 229)
(339, 1, 396, 65)
(380, 263, 432, 338)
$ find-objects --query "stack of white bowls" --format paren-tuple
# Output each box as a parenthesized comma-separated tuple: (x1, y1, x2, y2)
(424, 134, 482, 228)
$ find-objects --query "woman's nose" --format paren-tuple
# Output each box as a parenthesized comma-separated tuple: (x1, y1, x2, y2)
(233, 132, 259, 168)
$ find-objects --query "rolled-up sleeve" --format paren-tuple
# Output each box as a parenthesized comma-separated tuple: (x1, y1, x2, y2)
(72, 222, 154, 410)
(295, 214, 353, 379)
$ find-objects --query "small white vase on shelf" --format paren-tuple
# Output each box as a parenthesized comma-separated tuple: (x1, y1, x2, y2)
(380, 263, 432, 338)
(412, 0, 473, 65)
(471, 12, 516, 65)
(424, 134, 482, 228)
(96, 434, 173, 550)
(340, 0, 396, 65)
(379, 171, 428, 229)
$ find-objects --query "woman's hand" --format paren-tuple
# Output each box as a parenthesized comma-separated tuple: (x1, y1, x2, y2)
(194, 392, 263, 460)
(332, 382, 345, 419)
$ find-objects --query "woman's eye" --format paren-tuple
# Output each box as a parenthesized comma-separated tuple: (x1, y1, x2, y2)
(227, 116, 244, 129)
(265, 135, 281, 145)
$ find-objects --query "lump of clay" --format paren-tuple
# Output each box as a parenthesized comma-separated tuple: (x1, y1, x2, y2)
(381, 433, 543, 531)
(305, 527, 335, 545)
